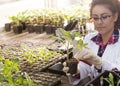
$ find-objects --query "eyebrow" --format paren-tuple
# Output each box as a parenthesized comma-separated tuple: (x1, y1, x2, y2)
(92, 13, 112, 16)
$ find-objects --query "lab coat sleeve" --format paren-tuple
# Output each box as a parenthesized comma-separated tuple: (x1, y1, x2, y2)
(102, 56, 120, 71)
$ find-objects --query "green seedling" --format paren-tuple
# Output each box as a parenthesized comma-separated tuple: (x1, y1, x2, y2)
(52, 28, 87, 60)
(101, 73, 120, 86)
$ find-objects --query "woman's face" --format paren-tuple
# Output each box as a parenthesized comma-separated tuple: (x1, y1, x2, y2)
(91, 5, 118, 35)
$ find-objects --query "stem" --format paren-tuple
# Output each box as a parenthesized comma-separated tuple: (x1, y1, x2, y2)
(66, 41, 70, 61)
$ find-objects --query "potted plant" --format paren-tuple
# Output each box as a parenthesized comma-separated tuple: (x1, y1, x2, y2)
(18, 10, 30, 30)
(48, 28, 87, 75)
(26, 16, 35, 33)
(42, 9, 58, 35)
(9, 14, 23, 34)
(32, 10, 45, 34)
(26, 10, 41, 33)
(44, 16, 53, 34)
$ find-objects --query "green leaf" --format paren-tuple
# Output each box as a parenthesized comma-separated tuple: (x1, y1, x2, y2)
(109, 73, 114, 86)
(0, 74, 4, 81)
(101, 73, 114, 86)
(11, 58, 19, 63)
(117, 80, 120, 86)
(0, 56, 3, 62)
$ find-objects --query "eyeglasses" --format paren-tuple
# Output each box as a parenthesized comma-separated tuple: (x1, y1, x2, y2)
(91, 15, 112, 22)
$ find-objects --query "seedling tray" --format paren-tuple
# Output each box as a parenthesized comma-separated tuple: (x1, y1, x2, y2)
(19, 54, 67, 73)
(85, 70, 120, 86)
(29, 72, 61, 86)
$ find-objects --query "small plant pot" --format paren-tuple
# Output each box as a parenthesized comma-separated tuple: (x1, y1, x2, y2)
(45, 24, 52, 34)
(51, 25, 57, 35)
(64, 21, 74, 31)
(4, 23, 11, 32)
(21, 22, 26, 30)
(66, 58, 78, 74)
(45, 25, 57, 34)
(12, 25, 23, 34)
(26, 24, 35, 33)
(34, 24, 44, 34)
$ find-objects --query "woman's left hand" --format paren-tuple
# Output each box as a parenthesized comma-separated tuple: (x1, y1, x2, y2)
(74, 48, 102, 69)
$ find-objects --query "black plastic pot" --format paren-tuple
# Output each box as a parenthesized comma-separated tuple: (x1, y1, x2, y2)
(45, 25, 57, 34)
(4, 23, 11, 32)
(64, 20, 78, 31)
(21, 22, 26, 30)
(66, 58, 78, 74)
(12, 25, 23, 34)
(26, 24, 35, 33)
(34, 24, 44, 34)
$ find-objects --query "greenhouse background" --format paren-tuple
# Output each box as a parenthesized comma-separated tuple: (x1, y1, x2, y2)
(0, 0, 91, 27)
(0, 0, 99, 86)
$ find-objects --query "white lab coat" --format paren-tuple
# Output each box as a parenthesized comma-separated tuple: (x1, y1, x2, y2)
(78, 30, 120, 79)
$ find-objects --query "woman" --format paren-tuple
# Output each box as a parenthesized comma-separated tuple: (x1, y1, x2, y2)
(74, 0, 120, 80)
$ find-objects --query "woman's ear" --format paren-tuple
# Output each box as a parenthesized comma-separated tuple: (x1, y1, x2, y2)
(114, 13, 118, 22)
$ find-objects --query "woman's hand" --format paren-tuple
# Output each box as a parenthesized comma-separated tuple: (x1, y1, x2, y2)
(74, 48, 102, 69)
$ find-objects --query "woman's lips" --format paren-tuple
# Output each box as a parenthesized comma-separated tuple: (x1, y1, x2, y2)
(96, 26, 105, 28)
(96, 27, 105, 29)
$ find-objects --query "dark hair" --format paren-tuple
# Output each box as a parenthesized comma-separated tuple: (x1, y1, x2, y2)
(90, 0, 120, 28)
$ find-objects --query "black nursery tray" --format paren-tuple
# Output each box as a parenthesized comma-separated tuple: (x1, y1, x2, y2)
(48, 58, 78, 75)
(85, 70, 120, 86)
(29, 72, 61, 86)
(48, 62, 65, 75)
